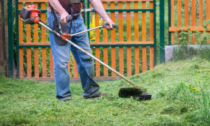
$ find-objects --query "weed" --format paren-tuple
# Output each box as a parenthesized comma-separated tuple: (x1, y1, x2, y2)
(201, 90, 210, 123)
(174, 20, 210, 61)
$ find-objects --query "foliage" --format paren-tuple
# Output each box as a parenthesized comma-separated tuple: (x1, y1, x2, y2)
(0, 57, 210, 125)
(200, 20, 210, 45)
(174, 20, 210, 61)
(178, 28, 189, 46)
(89, 15, 96, 42)
(178, 20, 210, 46)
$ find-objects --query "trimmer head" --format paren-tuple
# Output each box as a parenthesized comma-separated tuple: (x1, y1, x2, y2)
(139, 94, 152, 101)
(118, 87, 143, 98)
(118, 87, 152, 101)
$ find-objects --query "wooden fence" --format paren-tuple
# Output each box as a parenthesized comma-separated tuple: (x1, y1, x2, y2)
(17, 0, 156, 80)
(169, 0, 210, 45)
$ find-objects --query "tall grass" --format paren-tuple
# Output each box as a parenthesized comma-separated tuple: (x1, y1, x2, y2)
(201, 90, 210, 123)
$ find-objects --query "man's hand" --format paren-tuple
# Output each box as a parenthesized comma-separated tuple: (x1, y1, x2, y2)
(60, 11, 69, 24)
(49, 0, 69, 24)
(104, 18, 115, 30)
(89, 0, 115, 30)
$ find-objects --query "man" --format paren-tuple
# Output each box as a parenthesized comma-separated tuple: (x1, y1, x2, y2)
(48, 0, 114, 101)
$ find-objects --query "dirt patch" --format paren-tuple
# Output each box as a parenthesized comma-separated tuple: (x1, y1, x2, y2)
(0, 90, 4, 94)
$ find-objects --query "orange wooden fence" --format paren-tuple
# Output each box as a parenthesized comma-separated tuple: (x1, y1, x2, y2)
(169, 0, 210, 45)
(17, 0, 155, 80)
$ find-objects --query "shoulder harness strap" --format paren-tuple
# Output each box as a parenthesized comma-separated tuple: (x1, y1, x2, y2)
(69, 0, 82, 4)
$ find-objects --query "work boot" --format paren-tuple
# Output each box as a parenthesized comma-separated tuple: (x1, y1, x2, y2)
(59, 97, 72, 101)
(84, 92, 109, 99)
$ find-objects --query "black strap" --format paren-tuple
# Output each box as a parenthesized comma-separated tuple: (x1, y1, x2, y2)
(69, 0, 81, 4)
(49, 4, 59, 23)
(69, 5, 73, 34)
(49, 3, 78, 34)
(49, 4, 62, 33)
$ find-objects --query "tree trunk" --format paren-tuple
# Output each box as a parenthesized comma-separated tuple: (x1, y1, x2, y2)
(0, 0, 7, 76)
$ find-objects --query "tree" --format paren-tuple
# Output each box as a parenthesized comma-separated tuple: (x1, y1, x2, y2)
(0, 0, 8, 76)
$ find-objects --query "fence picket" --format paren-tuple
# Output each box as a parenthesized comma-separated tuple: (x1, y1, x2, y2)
(134, 1, 139, 74)
(26, 3, 32, 77)
(177, 0, 181, 43)
(73, 59, 78, 77)
(199, 0, 203, 26)
(126, 1, 132, 76)
(184, 0, 189, 43)
(198, 0, 203, 44)
(177, 0, 182, 27)
(111, 1, 116, 76)
(95, 10, 100, 77)
(103, 2, 108, 76)
(171, 0, 175, 44)
(18, 3, 24, 78)
(142, 47, 147, 72)
(118, 2, 124, 75)
(34, 3, 39, 78)
(142, 1, 147, 72)
(150, 1, 154, 69)
(41, 3, 47, 78)
(184, 0, 189, 26)
(192, 0, 196, 44)
(68, 62, 71, 77)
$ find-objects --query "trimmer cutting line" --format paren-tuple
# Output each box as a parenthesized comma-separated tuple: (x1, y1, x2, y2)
(20, 5, 151, 100)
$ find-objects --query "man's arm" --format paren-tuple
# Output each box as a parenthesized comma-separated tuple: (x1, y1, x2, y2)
(48, 0, 69, 23)
(89, 0, 114, 29)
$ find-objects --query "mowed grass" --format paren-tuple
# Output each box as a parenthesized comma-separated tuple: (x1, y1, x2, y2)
(0, 57, 210, 126)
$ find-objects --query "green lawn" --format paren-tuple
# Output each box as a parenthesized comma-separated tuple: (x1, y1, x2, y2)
(0, 57, 210, 125)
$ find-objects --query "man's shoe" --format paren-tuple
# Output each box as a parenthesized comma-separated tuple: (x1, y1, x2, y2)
(84, 92, 109, 99)
(60, 97, 72, 101)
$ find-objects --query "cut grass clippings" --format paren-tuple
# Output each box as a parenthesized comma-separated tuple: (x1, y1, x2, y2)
(0, 57, 210, 125)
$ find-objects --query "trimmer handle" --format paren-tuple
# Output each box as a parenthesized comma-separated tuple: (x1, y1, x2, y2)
(103, 24, 117, 29)
(20, 5, 41, 24)
(66, 15, 73, 22)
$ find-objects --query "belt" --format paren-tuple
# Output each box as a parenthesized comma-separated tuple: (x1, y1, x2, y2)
(48, 7, 80, 20)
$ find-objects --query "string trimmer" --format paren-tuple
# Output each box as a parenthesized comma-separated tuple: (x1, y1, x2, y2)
(20, 4, 151, 100)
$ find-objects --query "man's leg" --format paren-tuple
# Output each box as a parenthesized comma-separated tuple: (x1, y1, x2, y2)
(47, 11, 71, 101)
(70, 16, 100, 98)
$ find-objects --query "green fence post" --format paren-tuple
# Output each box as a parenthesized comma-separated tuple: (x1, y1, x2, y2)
(8, 0, 14, 77)
(16, 0, 19, 78)
(168, 0, 171, 45)
(160, 0, 165, 63)
(154, 0, 156, 65)
(87, 0, 90, 38)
